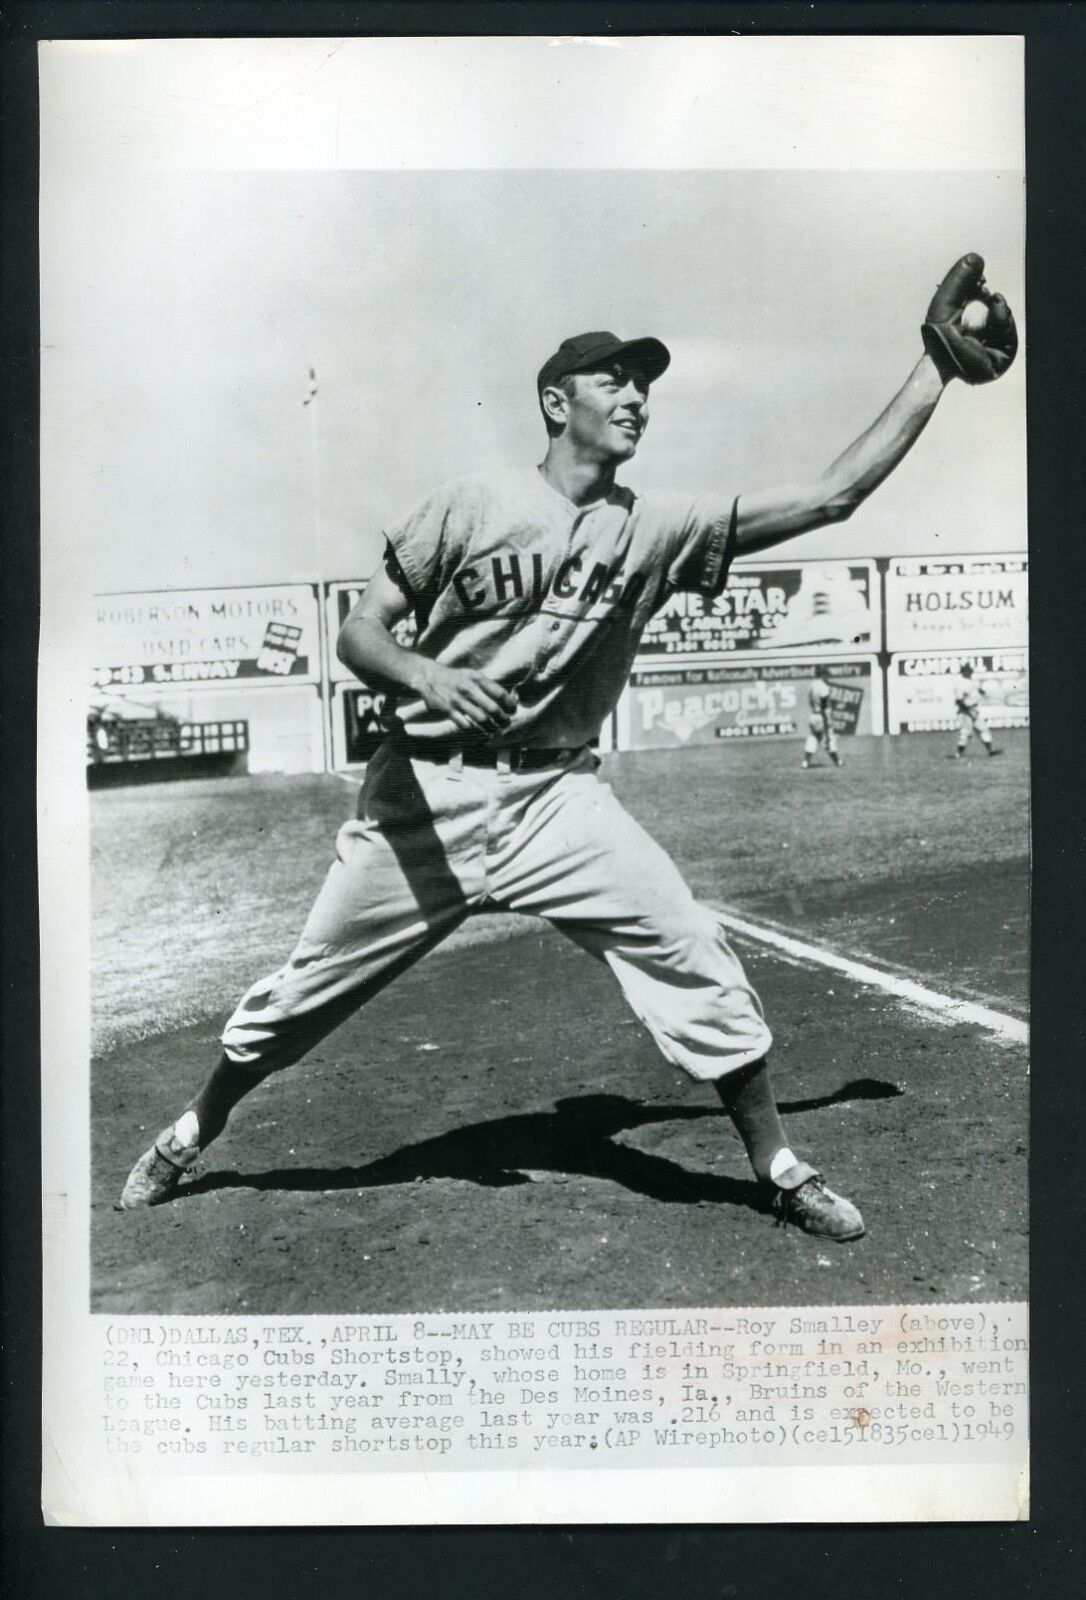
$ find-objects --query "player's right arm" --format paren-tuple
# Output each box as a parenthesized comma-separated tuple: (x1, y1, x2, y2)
(732, 254, 1016, 557)
(734, 356, 946, 554)
(337, 565, 518, 736)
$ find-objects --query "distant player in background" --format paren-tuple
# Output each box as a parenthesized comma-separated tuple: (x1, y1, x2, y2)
(802, 669, 842, 769)
(954, 661, 1002, 759)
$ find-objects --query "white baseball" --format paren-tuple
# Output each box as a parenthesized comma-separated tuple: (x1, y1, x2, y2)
(960, 299, 990, 335)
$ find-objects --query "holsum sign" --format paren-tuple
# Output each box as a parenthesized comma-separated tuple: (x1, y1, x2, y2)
(884, 556, 1028, 652)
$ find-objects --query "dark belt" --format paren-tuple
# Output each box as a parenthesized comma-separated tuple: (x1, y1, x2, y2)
(408, 742, 579, 771)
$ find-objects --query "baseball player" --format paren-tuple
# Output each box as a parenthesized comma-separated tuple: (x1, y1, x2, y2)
(954, 660, 1002, 758)
(121, 253, 1016, 1244)
(802, 669, 842, 769)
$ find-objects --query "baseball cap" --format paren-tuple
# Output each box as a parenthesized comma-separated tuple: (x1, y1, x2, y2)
(536, 331, 671, 395)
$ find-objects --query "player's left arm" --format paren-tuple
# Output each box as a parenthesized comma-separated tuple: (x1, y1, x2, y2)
(734, 254, 1017, 556)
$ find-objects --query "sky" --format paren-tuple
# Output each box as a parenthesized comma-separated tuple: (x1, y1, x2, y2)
(40, 39, 1026, 594)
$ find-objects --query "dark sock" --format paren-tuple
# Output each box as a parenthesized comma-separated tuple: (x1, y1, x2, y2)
(713, 1058, 789, 1183)
(183, 1054, 273, 1148)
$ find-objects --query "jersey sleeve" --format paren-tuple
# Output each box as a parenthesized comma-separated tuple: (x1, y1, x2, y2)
(651, 493, 740, 598)
(382, 480, 469, 603)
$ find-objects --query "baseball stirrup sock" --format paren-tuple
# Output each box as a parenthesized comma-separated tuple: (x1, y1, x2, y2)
(174, 1110, 200, 1148)
(714, 1061, 788, 1182)
(769, 1148, 799, 1185)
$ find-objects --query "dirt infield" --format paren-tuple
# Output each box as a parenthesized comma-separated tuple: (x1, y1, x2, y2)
(91, 730, 1028, 1313)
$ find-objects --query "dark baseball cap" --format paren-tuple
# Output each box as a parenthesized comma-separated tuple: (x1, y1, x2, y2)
(536, 331, 671, 395)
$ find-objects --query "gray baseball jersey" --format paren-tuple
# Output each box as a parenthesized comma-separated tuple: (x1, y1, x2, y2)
(954, 673, 981, 713)
(808, 678, 831, 714)
(382, 468, 738, 746)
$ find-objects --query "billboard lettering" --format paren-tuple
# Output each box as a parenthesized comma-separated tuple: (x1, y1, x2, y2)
(638, 560, 876, 659)
(887, 650, 1028, 733)
(884, 556, 1027, 652)
(334, 685, 396, 765)
(618, 658, 878, 749)
(92, 584, 321, 689)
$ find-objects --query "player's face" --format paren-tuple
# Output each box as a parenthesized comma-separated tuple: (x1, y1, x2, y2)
(562, 365, 650, 462)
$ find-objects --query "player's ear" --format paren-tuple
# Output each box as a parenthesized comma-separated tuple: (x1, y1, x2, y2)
(540, 382, 570, 430)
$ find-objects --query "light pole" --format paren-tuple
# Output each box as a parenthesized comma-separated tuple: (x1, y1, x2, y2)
(305, 367, 334, 772)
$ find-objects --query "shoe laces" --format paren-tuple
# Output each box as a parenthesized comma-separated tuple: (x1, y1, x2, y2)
(773, 1173, 825, 1228)
(156, 1136, 197, 1173)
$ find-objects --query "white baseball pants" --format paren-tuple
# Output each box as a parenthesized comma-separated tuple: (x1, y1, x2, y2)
(957, 707, 990, 744)
(804, 712, 838, 757)
(222, 743, 772, 1082)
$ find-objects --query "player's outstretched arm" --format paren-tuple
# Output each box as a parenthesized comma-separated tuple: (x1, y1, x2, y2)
(337, 566, 518, 736)
(734, 253, 1017, 556)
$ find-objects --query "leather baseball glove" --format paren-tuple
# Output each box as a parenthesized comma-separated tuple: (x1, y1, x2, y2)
(921, 253, 1018, 384)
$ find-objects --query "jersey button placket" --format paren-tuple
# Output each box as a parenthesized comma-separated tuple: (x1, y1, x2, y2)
(537, 506, 585, 669)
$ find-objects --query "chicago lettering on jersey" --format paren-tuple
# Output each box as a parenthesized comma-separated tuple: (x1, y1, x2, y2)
(450, 551, 649, 617)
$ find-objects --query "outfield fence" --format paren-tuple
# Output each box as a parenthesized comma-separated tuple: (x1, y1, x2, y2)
(90, 553, 1028, 774)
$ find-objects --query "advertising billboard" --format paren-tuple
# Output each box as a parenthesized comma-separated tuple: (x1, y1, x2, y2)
(884, 555, 1028, 652)
(887, 649, 1028, 733)
(331, 682, 398, 766)
(325, 579, 418, 685)
(617, 657, 880, 751)
(92, 584, 321, 690)
(637, 559, 877, 660)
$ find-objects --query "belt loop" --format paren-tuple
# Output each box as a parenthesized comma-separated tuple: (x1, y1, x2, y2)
(496, 750, 513, 776)
(449, 749, 464, 780)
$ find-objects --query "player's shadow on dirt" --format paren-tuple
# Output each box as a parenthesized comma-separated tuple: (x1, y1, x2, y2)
(778, 1076, 904, 1114)
(179, 1079, 902, 1214)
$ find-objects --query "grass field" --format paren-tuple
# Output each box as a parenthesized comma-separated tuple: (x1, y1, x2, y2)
(91, 729, 1029, 1313)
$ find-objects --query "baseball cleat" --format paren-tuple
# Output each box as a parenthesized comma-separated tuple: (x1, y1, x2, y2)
(987, 747, 1004, 757)
(772, 1172, 865, 1242)
(118, 1123, 199, 1209)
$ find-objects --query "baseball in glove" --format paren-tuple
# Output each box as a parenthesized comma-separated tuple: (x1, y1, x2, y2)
(921, 253, 1018, 385)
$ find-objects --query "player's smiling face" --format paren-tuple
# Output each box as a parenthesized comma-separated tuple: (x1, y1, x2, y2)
(562, 364, 650, 462)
